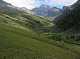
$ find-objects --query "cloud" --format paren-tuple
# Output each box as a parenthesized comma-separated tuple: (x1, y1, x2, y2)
(3, 0, 78, 9)
(49, 0, 77, 6)
(3, 0, 36, 9)
(35, 0, 77, 8)
(63, 0, 77, 6)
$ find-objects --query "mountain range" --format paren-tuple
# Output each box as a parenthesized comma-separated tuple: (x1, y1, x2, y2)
(0, 0, 80, 59)
(32, 4, 62, 16)
(0, 0, 62, 17)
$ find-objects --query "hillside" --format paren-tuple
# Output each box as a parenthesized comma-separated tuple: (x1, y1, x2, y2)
(52, 0, 80, 42)
(0, 9, 80, 59)
(53, 0, 80, 33)
(0, 0, 80, 59)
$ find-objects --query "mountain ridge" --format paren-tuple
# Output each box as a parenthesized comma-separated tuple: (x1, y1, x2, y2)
(0, 0, 80, 59)
(32, 4, 62, 16)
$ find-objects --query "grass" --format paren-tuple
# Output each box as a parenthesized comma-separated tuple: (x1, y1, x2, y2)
(0, 13, 80, 59)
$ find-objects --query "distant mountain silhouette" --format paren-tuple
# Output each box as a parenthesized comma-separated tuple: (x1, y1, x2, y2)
(32, 4, 62, 16)
(0, 0, 11, 9)
(0, 0, 22, 16)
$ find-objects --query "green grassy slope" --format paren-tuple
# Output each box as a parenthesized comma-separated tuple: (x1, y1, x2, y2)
(0, 12, 80, 59)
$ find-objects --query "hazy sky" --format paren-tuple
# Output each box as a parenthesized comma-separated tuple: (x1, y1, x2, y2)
(3, 0, 78, 9)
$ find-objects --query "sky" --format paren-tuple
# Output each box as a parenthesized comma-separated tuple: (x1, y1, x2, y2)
(3, 0, 78, 9)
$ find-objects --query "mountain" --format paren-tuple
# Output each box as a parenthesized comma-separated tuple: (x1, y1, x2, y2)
(32, 4, 62, 16)
(0, 6, 80, 59)
(52, 0, 80, 42)
(0, 0, 21, 17)
(54, 0, 80, 32)
(0, 0, 10, 7)
(0, 0, 80, 59)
